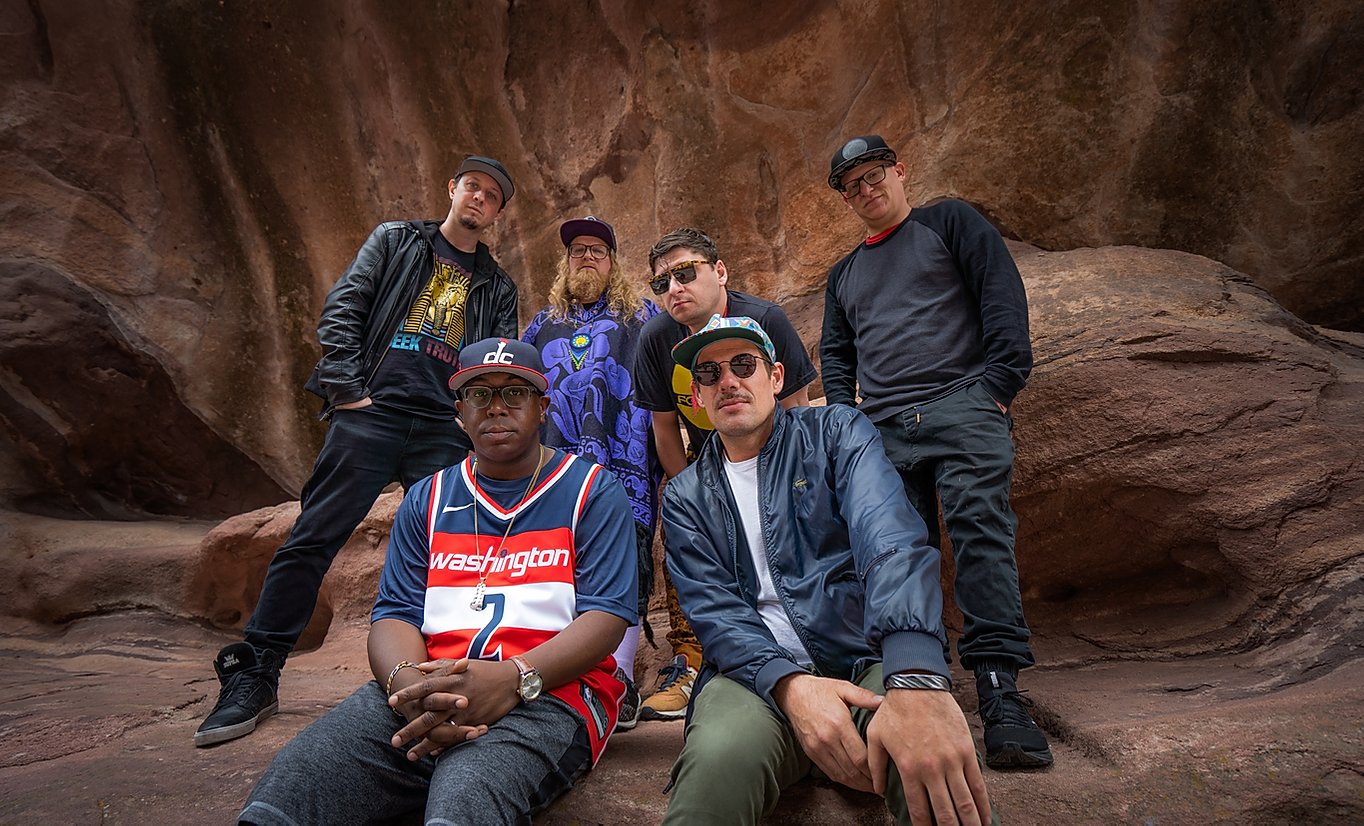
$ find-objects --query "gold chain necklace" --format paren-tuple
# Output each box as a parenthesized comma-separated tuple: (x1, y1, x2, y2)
(469, 446, 548, 611)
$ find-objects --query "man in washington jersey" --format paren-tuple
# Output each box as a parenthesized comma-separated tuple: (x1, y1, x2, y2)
(239, 338, 638, 825)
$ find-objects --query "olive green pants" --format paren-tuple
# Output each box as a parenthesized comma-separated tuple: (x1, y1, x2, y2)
(663, 664, 999, 825)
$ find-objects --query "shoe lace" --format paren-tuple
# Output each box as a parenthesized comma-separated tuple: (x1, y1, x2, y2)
(214, 669, 268, 711)
(655, 660, 692, 692)
(979, 688, 1036, 728)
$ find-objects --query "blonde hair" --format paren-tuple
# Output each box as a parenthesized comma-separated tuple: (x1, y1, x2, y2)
(546, 251, 645, 321)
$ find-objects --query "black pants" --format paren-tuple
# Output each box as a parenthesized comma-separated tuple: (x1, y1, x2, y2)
(874, 381, 1035, 673)
(244, 404, 468, 659)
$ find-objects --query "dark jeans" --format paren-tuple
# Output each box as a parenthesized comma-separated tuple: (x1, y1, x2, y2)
(243, 404, 468, 660)
(874, 381, 1034, 673)
(239, 681, 590, 825)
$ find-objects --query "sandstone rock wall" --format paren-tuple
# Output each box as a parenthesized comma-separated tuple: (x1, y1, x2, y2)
(1008, 245, 1364, 665)
(138, 247, 1364, 669)
(1, 0, 1359, 516)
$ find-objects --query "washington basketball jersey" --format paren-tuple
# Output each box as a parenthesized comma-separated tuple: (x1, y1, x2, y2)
(375, 449, 636, 763)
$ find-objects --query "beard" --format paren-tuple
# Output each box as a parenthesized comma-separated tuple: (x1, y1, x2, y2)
(566, 264, 610, 305)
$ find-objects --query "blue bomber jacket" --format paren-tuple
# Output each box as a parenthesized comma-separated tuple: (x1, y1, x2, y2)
(661, 403, 949, 715)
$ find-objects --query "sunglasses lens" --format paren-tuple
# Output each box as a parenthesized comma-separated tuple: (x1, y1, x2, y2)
(672, 263, 698, 284)
(649, 275, 670, 295)
(729, 355, 758, 379)
(693, 363, 721, 386)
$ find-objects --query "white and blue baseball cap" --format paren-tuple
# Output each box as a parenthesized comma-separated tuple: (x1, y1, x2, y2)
(671, 314, 777, 369)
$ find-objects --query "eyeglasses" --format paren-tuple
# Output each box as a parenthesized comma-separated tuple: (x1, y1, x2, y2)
(568, 243, 610, 261)
(649, 260, 707, 295)
(838, 163, 891, 198)
(460, 385, 541, 409)
(692, 353, 770, 386)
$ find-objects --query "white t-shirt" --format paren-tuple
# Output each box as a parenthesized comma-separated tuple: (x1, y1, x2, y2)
(723, 454, 814, 667)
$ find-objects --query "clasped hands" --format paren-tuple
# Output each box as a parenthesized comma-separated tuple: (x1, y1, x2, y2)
(386, 657, 519, 762)
(772, 673, 991, 826)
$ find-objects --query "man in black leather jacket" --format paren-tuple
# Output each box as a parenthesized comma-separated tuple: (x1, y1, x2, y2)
(660, 315, 993, 826)
(195, 156, 520, 748)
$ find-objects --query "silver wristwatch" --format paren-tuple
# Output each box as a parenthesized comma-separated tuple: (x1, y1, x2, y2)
(511, 655, 543, 702)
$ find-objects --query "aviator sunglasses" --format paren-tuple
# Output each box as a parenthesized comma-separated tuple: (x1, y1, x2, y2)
(460, 385, 541, 409)
(692, 353, 770, 386)
(649, 260, 708, 295)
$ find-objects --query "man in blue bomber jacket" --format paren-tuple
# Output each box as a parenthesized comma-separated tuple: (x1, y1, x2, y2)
(659, 315, 996, 826)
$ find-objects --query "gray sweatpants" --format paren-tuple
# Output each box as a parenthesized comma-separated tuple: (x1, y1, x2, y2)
(239, 681, 590, 826)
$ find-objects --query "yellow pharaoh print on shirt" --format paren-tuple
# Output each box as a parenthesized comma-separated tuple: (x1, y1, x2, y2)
(403, 259, 470, 347)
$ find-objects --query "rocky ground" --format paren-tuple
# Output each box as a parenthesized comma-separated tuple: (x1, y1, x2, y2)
(3, 240, 1363, 822)
(2, 602, 1359, 825)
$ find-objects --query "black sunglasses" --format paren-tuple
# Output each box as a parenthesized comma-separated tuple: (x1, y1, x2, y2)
(649, 260, 707, 296)
(692, 353, 770, 386)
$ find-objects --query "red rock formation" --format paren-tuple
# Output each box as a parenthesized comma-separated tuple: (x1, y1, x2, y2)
(2, 0, 1360, 518)
(1009, 245, 1364, 669)
(1, 241, 1360, 821)
(164, 245, 1362, 667)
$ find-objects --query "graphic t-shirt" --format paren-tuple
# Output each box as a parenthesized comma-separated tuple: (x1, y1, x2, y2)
(522, 297, 662, 532)
(369, 231, 474, 418)
(634, 290, 818, 450)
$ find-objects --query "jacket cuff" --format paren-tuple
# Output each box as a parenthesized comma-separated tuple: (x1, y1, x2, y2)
(754, 656, 806, 715)
(329, 382, 370, 407)
(882, 631, 950, 679)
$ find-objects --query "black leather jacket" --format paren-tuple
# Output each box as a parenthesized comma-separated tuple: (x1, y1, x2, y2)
(305, 220, 519, 417)
(661, 404, 949, 714)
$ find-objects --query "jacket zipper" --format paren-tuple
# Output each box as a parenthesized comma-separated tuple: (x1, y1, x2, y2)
(357, 240, 426, 398)
(755, 448, 821, 671)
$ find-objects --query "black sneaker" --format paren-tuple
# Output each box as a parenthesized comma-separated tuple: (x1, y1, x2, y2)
(194, 642, 281, 748)
(976, 670, 1054, 769)
(615, 668, 641, 732)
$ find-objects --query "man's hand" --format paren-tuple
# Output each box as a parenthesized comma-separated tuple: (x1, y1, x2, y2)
(866, 689, 990, 826)
(335, 396, 373, 410)
(772, 673, 883, 793)
(395, 718, 489, 762)
(389, 658, 520, 733)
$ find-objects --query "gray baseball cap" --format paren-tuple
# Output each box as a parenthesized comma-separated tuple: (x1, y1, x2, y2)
(456, 155, 515, 205)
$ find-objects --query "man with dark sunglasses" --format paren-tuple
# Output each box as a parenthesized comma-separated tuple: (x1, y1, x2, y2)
(821, 134, 1051, 770)
(196, 157, 520, 748)
(660, 315, 995, 826)
(632, 227, 817, 722)
(239, 337, 639, 824)
(522, 216, 663, 731)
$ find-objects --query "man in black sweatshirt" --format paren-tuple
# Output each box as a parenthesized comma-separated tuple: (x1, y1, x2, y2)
(819, 135, 1052, 770)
